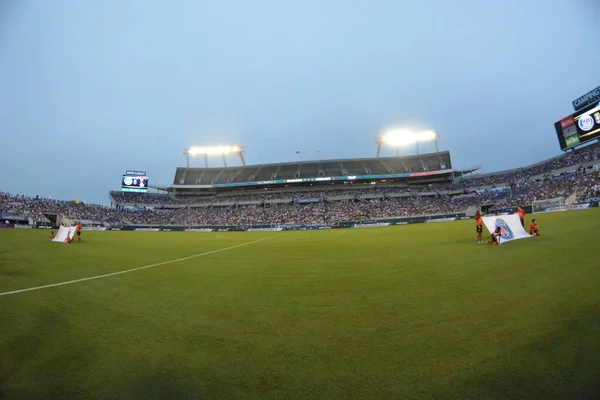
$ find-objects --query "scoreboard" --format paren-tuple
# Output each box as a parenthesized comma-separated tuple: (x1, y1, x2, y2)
(554, 100, 600, 150)
(121, 170, 148, 193)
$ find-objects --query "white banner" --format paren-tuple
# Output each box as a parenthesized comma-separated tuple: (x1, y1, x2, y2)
(482, 214, 532, 244)
(52, 226, 76, 243)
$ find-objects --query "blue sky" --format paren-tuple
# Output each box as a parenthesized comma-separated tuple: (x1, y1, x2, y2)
(1, 0, 599, 204)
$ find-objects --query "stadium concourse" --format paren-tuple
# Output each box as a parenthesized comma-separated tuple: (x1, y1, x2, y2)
(1, 143, 600, 227)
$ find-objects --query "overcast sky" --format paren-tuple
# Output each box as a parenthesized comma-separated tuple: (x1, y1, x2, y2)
(1, 0, 599, 204)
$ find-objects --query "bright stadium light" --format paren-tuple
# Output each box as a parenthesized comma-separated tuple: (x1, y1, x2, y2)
(419, 130, 438, 142)
(184, 145, 246, 167)
(380, 129, 418, 146)
(377, 129, 439, 157)
(187, 146, 243, 156)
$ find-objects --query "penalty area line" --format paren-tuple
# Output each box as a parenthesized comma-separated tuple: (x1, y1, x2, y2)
(0, 236, 276, 297)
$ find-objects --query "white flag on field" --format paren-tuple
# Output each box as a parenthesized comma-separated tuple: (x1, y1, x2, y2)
(52, 226, 76, 243)
(482, 213, 532, 244)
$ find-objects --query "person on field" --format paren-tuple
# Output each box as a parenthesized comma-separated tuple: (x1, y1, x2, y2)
(76, 222, 82, 243)
(529, 219, 540, 236)
(50, 231, 55, 240)
(475, 211, 483, 243)
(490, 226, 502, 245)
(65, 233, 72, 244)
(516, 206, 525, 227)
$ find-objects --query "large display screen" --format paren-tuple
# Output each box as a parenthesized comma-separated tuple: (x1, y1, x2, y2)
(555, 101, 600, 150)
(121, 175, 149, 193)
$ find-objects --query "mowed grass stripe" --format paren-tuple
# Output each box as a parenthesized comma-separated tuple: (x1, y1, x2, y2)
(1, 209, 599, 399)
(0, 236, 276, 296)
(0, 231, 276, 293)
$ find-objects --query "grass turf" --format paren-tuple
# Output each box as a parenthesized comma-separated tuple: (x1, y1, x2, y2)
(1, 209, 599, 399)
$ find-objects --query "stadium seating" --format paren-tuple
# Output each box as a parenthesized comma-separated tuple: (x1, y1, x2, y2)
(173, 152, 453, 185)
(2, 142, 599, 227)
(3, 169, 598, 226)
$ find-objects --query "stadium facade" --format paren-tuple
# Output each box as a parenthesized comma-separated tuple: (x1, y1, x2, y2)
(109, 151, 475, 209)
(169, 151, 459, 196)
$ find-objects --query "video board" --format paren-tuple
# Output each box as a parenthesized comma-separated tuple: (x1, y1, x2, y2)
(121, 170, 148, 193)
(554, 101, 600, 150)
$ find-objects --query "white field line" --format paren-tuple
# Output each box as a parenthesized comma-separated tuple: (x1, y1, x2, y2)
(0, 236, 275, 297)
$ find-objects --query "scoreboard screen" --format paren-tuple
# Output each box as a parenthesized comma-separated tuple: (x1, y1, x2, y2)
(555, 101, 600, 150)
(121, 175, 149, 193)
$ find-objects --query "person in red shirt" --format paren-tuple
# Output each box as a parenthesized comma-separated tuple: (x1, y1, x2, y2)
(490, 226, 502, 245)
(50, 231, 55, 240)
(475, 211, 483, 243)
(516, 206, 526, 227)
(529, 219, 540, 236)
(76, 223, 82, 243)
(65, 234, 72, 244)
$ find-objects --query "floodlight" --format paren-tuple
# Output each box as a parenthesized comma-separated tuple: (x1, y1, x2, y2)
(377, 128, 439, 157)
(380, 129, 418, 146)
(187, 145, 244, 156)
(419, 130, 438, 141)
(184, 145, 246, 167)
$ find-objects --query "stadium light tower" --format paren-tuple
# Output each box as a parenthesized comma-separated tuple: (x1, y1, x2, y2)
(183, 145, 246, 168)
(376, 129, 439, 157)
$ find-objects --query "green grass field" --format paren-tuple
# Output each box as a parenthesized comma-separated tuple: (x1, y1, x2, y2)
(1, 210, 600, 399)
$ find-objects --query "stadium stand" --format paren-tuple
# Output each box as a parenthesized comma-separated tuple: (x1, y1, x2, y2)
(172, 152, 453, 187)
(2, 143, 599, 227)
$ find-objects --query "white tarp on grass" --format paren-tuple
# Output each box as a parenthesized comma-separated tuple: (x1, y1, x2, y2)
(52, 226, 76, 243)
(482, 213, 532, 244)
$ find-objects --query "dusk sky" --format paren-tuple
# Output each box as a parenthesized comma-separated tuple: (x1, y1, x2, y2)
(1, 0, 599, 204)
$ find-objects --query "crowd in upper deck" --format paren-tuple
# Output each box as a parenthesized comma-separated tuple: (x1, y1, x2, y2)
(2, 142, 599, 225)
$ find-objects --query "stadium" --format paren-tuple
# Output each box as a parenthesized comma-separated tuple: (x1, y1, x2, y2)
(3, 136, 599, 230)
(2, 125, 600, 398)
(2, 2, 600, 398)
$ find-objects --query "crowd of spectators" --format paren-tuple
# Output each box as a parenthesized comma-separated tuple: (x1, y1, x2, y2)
(3, 142, 600, 226)
(0, 192, 124, 223)
(128, 197, 469, 226)
(4, 167, 599, 226)
(110, 186, 443, 207)
(110, 192, 180, 205)
(456, 141, 600, 189)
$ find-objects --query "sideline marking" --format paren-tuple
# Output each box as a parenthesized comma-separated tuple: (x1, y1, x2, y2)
(0, 236, 275, 297)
